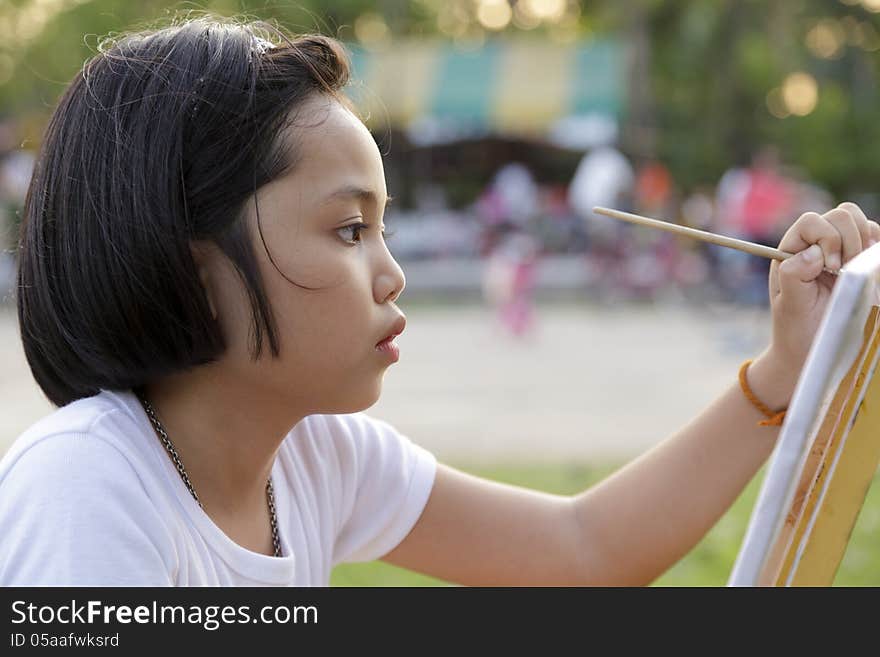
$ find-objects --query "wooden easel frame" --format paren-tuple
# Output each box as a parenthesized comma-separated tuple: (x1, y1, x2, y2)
(729, 244, 880, 586)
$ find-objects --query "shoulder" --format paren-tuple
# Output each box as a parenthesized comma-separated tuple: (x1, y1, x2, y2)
(292, 412, 398, 442)
(1, 389, 151, 482)
(293, 415, 437, 565)
(0, 391, 177, 585)
(282, 412, 429, 471)
(0, 390, 159, 510)
(281, 412, 436, 505)
(8, 389, 143, 448)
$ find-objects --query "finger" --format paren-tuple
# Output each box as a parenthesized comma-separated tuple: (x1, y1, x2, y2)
(870, 221, 880, 246)
(823, 207, 863, 265)
(778, 212, 842, 271)
(776, 244, 824, 310)
(836, 202, 873, 247)
(769, 260, 781, 299)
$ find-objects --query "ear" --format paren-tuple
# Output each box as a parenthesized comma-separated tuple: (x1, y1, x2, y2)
(189, 241, 219, 321)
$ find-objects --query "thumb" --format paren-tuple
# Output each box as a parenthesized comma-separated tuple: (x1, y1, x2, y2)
(776, 244, 825, 309)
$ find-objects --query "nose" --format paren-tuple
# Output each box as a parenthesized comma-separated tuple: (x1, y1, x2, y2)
(373, 240, 406, 304)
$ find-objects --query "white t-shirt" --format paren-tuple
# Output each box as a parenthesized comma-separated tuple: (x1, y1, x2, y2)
(0, 390, 436, 586)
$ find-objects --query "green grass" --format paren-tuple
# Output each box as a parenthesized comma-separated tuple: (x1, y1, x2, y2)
(330, 462, 880, 587)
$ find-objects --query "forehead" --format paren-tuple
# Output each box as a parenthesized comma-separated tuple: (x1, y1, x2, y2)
(280, 95, 385, 199)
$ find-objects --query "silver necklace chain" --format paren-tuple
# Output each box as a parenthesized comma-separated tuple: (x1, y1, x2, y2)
(138, 394, 282, 558)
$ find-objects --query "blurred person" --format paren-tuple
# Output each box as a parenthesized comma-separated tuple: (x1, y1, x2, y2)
(0, 148, 35, 298)
(482, 223, 540, 339)
(675, 187, 716, 300)
(539, 183, 587, 253)
(741, 147, 796, 244)
(1, 16, 878, 587)
(713, 161, 753, 303)
(634, 159, 673, 217)
(478, 163, 541, 338)
(715, 147, 800, 306)
(0, 150, 36, 206)
(567, 139, 635, 299)
(619, 158, 678, 301)
(568, 139, 635, 248)
(484, 161, 539, 228)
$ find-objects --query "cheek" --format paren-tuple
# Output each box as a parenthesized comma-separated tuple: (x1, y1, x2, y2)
(272, 286, 368, 364)
(256, 215, 346, 289)
(249, 229, 374, 371)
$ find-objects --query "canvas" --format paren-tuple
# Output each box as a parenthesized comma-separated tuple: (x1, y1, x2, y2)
(729, 243, 880, 586)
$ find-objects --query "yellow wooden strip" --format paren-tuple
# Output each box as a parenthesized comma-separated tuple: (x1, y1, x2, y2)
(359, 41, 438, 127)
(788, 352, 880, 585)
(492, 41, 573, 133)
(777, 307, 880, 586)
(778, 308, 880, 584)
(760, 306, 880, 585)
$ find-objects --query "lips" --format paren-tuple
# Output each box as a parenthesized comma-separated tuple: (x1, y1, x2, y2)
(376, 315, 407, 347)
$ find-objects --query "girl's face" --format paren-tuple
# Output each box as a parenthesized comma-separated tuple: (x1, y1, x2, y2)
(201, 94, 406, 416)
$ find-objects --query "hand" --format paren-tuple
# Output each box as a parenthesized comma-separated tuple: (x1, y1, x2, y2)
(756, 203, 880, 403)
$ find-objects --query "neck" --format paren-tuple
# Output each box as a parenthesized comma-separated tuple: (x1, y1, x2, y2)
(142, 364, 304, 516)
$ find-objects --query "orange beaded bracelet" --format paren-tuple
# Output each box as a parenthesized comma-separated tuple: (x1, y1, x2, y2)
(739, 359, 787, 427)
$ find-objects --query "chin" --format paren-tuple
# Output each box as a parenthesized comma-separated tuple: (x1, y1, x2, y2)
(349, 387, 383, 413)
(320, 382, 383, 415)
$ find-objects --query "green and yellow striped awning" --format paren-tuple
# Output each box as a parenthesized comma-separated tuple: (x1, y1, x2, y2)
(346, 38, 624, 135)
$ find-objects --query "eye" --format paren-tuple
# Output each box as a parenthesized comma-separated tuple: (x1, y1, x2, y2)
(336, 222, 368, 244)
(336, 222, 396, 245)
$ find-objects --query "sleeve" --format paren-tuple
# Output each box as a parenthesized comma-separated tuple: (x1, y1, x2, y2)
(0, 433, 177, 586)
(327, 414, 437, 565)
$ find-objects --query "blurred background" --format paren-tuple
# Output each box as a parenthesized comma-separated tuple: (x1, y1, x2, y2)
(1, 0, 878, 585)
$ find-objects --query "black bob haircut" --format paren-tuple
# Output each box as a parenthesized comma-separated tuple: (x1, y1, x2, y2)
(17, 16, 352, 408)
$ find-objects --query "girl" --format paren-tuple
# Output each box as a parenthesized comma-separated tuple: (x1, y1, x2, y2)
(1, 17, 876, 586)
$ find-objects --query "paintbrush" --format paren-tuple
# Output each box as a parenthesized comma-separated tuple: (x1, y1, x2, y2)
(592, 206, 840, 275)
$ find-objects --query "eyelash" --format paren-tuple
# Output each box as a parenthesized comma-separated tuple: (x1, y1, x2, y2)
(337, 221, 395, 245)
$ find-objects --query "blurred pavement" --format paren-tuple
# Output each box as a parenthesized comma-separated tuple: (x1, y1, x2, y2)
(0, 302, 771, 464)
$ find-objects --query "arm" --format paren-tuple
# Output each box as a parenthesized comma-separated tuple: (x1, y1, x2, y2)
(382, 359, 781, 587)
(383, 203, 880, 586)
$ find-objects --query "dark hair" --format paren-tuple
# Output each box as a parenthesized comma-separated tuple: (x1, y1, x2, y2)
(17, 16, 352, 407)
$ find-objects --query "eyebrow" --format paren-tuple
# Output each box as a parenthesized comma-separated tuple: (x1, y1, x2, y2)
(321, 185, 392, 208)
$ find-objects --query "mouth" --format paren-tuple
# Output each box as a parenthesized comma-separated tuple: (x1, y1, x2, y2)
(375, 315, 406, 359)
(376, 315, 406, 347)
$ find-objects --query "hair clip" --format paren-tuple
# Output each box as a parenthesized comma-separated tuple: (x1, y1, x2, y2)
(252, 37, 275, 54)
(190, 77, 206, 120)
